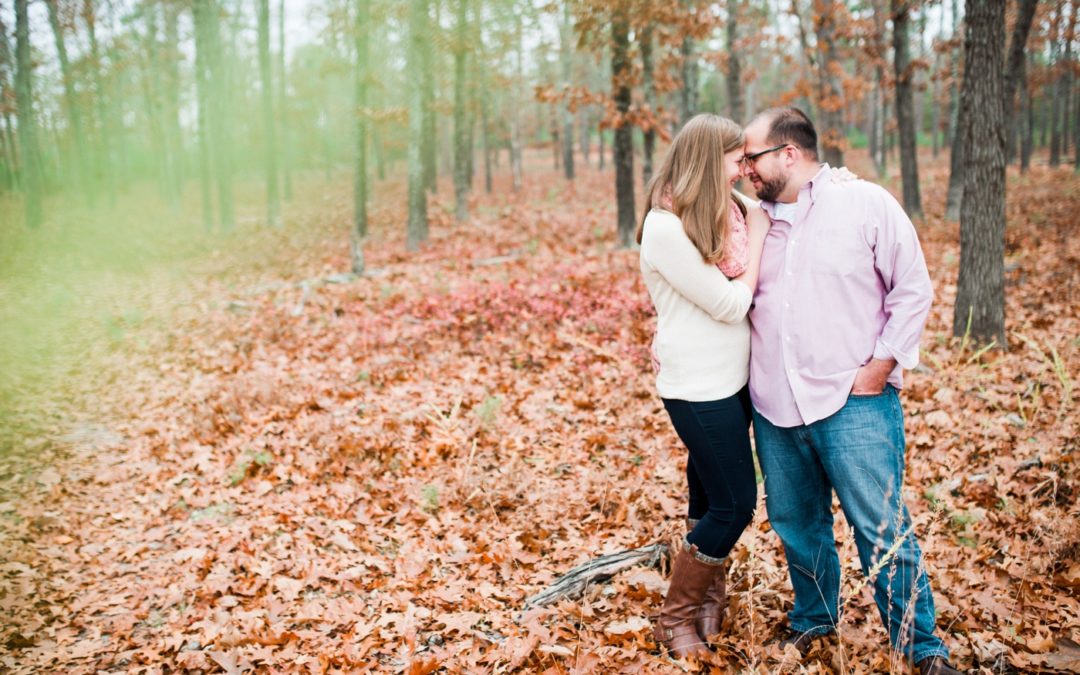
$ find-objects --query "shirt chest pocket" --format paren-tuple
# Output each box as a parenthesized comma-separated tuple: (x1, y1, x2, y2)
(811, 227, 868, 276)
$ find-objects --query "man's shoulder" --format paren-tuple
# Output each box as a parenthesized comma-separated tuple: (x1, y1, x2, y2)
(819, 176, 900, 210)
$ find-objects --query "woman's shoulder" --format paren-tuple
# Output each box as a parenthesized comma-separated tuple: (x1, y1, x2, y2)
(642, 208, 683, 236)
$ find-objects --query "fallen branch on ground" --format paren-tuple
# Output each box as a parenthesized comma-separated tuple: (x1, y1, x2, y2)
(521, 543, 669, 613)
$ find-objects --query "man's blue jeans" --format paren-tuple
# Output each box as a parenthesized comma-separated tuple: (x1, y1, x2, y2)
(753, 386, 949, 663)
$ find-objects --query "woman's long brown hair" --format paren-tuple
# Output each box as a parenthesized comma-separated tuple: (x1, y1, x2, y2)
(636, 114, 747, 264)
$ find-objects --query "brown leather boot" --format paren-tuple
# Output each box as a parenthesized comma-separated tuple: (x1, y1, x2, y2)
(686, 519, 728, 641)
(653, 540, 721, 659)
(917, 656, 963, 675)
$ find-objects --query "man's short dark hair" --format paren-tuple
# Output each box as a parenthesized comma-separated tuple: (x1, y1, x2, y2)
(756, 107, 819, 160)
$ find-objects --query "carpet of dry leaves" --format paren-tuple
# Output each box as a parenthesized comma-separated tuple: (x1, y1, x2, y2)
(0, 149, 1077, 674)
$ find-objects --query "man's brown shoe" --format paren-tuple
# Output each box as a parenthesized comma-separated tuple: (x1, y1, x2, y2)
(776, 628, 828, 657)
(917, 656, 963, 675)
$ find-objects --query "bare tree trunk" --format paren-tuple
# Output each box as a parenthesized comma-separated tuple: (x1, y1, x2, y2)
(193, 0, 214, 231)
(407, 0, 429, 250)
(946, 0, 960, 148)
(258, 0, 281, 228)
(1050, 9, 1064, 168)
(560, 1, 574, 180)
(641, 24, 655, 189)
(0, 12, 20, 192)
(953, 0, 1006, 347)
(164, 5, 184, 201)
(580, 108, 590, 165)
(679, 0, 698, 126)
(945, 0, 966, 222)
(278, 0, 292, 201)
(353, 0, 370, 269)
(510, 13, 523, 191)
(1021, 53, 1034, 173)
(421, 2, 436, 193)
(815, 0, 845, 166)
(726, 2, 743, 123)
(1005, 0, 1038, 164)
(453, 0, 469, 220)
(612, 7, 635, 247)
(45, 0, 90, 202)
(14, 0, 43, 227)
(893, 0, 922, 219)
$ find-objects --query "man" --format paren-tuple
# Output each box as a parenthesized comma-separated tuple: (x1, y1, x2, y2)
(742, 107, 962, 675)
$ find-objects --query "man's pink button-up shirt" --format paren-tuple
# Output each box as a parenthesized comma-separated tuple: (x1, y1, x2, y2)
(749, 165, 934, 428)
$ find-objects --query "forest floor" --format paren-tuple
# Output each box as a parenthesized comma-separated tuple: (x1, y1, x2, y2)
(0, 149, 1077, 674)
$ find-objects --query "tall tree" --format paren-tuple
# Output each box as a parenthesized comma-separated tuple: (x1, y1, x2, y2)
(193, 0, 214, 230)
(407, 0, 429, 250)
(641, 23, 656, 188)
(726, 2, 743, 124)
(279, 0, 292, 200)
(354, 0, 371, 259)
(194, 0, 234, 231)
(1021, 51, 1034, 172)
(812, 0, 845, 166)
(81, 0, 113, 203)
(453, 0, 470, 220)
(953, 0, 1006, 346)
(1050, 3, 1065, 167)
(45, 0, 89, 201)
(559, 0, 574, 180)
(945, 0, 965, 221)
(893, 0, 922, 219)
(14, 0, 43, 227)
(0, 11, 19, 192)
(163, 4, 184, 205)
(678, 0, 699, 126)
(611, 5, 634, 247)
(1005, 0, 1039, 164)
(258, 0, 281, 228)
(421, 1, 436, 192)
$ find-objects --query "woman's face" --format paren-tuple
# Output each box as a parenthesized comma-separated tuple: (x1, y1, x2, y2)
(723, 148, 745, 187)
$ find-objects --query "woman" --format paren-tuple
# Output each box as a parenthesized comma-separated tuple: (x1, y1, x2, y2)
(636, 113, 768, 659)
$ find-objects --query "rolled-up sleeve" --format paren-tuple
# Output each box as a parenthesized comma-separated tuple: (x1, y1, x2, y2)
(870, 191, 934, 369)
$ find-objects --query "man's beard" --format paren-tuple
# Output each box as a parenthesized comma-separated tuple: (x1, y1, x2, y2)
(754, 173, 787, 202)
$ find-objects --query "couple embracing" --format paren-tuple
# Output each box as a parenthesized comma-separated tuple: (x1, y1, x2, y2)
(637, 107, 961, 674)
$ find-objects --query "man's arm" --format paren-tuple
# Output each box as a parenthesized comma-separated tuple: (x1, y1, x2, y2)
(854, 188, 934, 393)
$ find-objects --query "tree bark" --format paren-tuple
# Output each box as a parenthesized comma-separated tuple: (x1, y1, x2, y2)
(258, 0, 281, 228)
(953, 0, 1006, 347)
(14, 0, 43, 227)
(278, 0, 292, 201)
(611, 8, 635, 248)
(560, 1, 575, 180)
(0, 11, 20, 192)
(1021, 52, 1034, 173)
(641, 24, 655, 189)
(815, 0, 845, 166)
(945, 0, 966, 222)
(453, 0, 469, 220)
(421, 3, 437, 193)
(726, 2, 743, 124)
(193, 0, 214, 231)
(1050, 5, 1064, 168)
(1005, 0, 1038, 164)
(163, 4, 184, 203)
(510, 12, 523, 191)
(45, 0, 90, 202)
(208, 0, 234, 230)
(353, 0, 371, 271)
(679, 1, 698, 126)
(893, 0, 922, 219)
(407, 0, 429, 250)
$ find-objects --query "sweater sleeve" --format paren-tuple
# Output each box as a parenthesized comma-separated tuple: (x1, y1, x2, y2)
(642, 213, 753, 324)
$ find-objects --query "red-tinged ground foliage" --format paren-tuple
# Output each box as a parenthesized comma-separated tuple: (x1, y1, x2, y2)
(0, 150, 1077, 674)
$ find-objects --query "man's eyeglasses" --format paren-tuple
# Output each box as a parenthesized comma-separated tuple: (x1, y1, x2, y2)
(741, 144, 789, 167)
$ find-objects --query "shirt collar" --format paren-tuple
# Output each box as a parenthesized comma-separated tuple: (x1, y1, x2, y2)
(760, 163, 832, 219)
